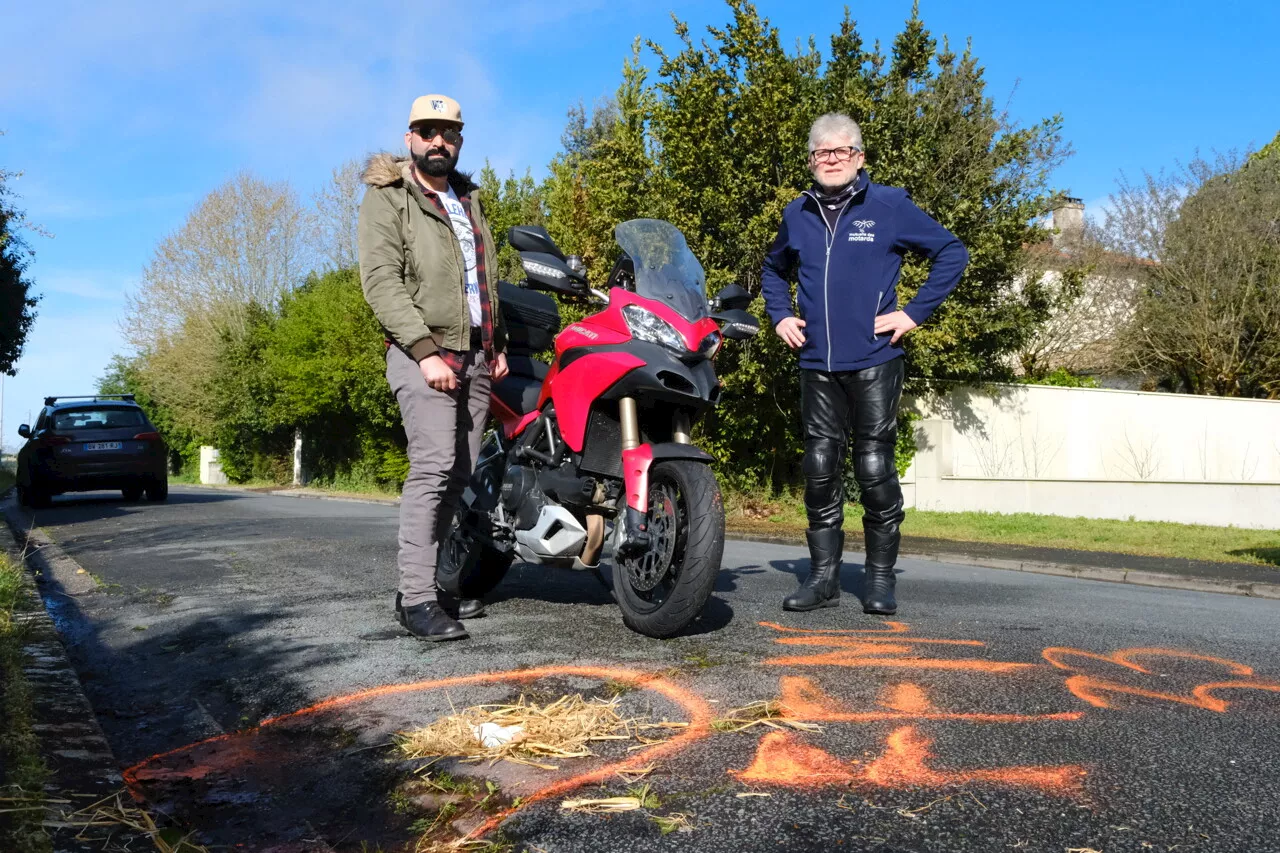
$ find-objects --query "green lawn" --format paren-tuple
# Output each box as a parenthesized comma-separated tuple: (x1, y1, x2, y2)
(724, 492, 1280, 568)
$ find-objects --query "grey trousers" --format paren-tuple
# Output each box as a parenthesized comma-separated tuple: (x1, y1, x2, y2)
(386, 344, 491, 607)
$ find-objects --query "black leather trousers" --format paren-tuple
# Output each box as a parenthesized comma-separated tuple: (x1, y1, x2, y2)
(800, 357, 906, 570)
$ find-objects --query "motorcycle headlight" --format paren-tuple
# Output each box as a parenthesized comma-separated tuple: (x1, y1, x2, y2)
(622, 304, 686, 352)
(698, 330, 722, 358)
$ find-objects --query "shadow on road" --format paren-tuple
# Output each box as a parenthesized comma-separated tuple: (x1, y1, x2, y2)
(28, 541, 424, 851)
(20, 488, 240, 524)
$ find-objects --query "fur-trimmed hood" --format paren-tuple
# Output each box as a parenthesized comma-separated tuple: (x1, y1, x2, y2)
(361, 152, 478, 196)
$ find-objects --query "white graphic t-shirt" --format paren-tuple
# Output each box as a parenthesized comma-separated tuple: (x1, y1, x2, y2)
(438, 186, 482, 327)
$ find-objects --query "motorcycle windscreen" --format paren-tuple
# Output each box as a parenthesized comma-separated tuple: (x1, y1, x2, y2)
(614, 219, 710, 322)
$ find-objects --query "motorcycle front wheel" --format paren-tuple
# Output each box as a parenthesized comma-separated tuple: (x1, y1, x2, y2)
(613, 459, 725, 639)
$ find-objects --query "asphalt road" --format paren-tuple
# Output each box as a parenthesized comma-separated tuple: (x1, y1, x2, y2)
(21, 486, 1280, 853)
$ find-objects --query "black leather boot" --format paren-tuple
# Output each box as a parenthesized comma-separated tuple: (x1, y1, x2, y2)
(784, 529, 843, 611)
(455, 598, 486, 619)
(396, 595, 469, 642)
(861, 566, 897, 615)
(398, 591, 485, 621)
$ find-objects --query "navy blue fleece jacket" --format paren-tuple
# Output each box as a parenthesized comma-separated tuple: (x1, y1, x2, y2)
(761, 170, 969, 372)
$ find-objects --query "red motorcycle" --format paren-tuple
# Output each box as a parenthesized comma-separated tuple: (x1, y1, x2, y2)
(437, 219, 758, 638)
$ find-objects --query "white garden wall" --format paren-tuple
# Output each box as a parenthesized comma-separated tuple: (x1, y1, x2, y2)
(903, 383, 1280, 530)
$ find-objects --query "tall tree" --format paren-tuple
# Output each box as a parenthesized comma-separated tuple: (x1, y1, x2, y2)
(312, 159, 362, 272)
(542, 1, 1071, 487)
(1107, 150, 1280, 397)
(0, 132, 39, 376)
(123, 172, 314, 437)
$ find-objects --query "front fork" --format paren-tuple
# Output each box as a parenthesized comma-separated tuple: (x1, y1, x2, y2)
(615, 400, 692, 559)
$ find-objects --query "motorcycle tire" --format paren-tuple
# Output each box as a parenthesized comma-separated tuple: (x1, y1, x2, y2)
(613, 459, 725, 639)
(438, 515, 514, 601)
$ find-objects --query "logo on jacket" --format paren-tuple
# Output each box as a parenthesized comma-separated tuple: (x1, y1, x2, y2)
(848, 219, 876, 243)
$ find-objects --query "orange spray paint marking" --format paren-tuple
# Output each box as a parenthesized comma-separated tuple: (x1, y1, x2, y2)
(1063, 676, 1280, 712)
(767, 650, 1037, 673)
(777, 676, 1083, 724)
(122, 665, 715, 844)
(862, 727, 1086, 795)
(732, 730, 856, 786)
(759, 620, 912, 635)
(778, 675, 848, 718)
(732, 728, 1086, 796)
(881, 683, 937, 714)
(1044, 647, 1280, 712)
(763, 625, 1034, 672)
(1043, 647, 1255, 677)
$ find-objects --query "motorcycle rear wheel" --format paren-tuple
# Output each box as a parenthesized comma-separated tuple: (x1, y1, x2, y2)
(613, 459, 725, 639)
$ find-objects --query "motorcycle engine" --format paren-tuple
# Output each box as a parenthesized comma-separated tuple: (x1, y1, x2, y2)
(501, 464, 544, 530)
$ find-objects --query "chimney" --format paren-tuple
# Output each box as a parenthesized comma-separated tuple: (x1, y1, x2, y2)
(1052, 197, 1085, 248)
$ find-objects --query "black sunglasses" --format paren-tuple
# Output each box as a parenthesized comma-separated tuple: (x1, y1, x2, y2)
(412, 124, 463, 145)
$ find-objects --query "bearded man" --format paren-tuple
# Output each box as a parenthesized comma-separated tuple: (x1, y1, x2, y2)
(358, 94, 509, 641)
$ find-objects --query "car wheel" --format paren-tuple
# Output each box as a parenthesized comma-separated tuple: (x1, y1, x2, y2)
(145, 478, 169, 502)
(122, 486, 144, 501)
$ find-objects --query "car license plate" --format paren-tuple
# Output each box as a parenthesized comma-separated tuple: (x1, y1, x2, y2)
(84, 442, 123, 451)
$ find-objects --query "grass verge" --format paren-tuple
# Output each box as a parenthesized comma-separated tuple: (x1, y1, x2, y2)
(724, 490, 1280, 568)
(0, 460, 15, 494)
(1, 548, 53, 853)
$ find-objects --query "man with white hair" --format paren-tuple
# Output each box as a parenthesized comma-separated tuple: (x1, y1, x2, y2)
(761, 112, 968, 616)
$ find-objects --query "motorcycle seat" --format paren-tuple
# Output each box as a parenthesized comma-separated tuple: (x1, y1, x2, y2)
(493, 370, 544, 416)
(506, 355, 549, 381)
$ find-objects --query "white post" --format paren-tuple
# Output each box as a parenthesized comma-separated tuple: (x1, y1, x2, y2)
(292, 430, 304, 486)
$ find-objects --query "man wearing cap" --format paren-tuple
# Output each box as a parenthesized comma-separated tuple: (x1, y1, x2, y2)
(358, 94, 509, 642)
(761, 112, 968, 617)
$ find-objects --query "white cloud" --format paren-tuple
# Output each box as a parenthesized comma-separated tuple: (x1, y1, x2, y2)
(36, 271, 136, 302)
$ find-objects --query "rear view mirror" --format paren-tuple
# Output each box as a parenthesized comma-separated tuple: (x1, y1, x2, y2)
(17, 424, 31, 439)
(713, 284, 752, 312)
(508, 226, 566, 261)
(714, 309, 760, 340)
(520, 252, 587, 298)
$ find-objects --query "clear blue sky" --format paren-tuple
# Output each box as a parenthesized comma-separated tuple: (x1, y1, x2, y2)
(3, 0, 1277, 448)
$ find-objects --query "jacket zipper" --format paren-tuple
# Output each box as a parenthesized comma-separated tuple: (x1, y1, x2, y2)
(805, 189, 854, 371)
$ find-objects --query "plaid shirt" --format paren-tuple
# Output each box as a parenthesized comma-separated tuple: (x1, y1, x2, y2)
(410, 172, 495, 374)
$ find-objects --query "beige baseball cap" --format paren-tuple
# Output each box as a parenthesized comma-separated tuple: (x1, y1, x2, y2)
(408, 94, 463, 128)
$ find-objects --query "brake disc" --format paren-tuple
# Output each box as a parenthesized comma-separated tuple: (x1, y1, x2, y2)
(625, 487, 678, 592)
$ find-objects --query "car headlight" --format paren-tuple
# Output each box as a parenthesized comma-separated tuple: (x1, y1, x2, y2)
(622, 304, 686, 351)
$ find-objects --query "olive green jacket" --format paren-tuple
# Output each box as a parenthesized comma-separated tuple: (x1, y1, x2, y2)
(357, 153, 505, 361)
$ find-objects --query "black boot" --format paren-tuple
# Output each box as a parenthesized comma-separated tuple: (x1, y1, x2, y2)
(397, 597, 469, 642)
(456, 598, 486, 619)
(861, 566, 897, 615)
(784, 529, 843, 612)
(398, 591, 485, 620)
